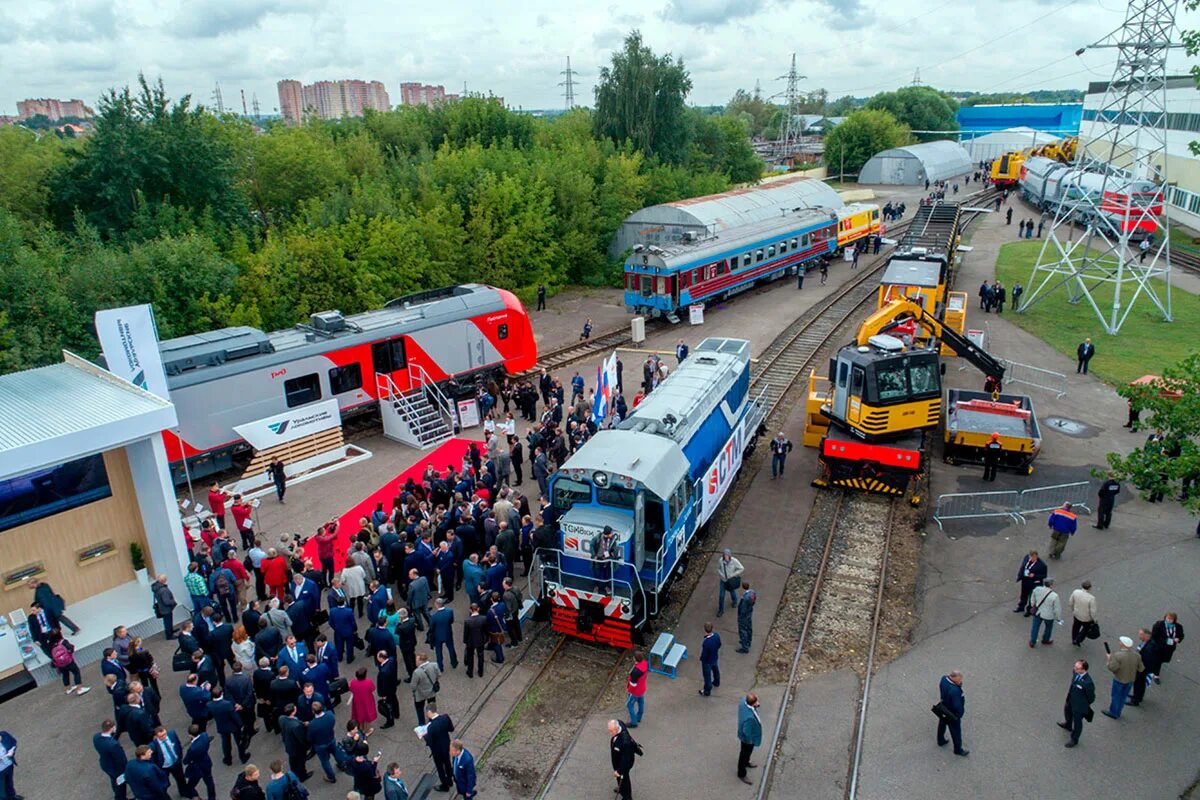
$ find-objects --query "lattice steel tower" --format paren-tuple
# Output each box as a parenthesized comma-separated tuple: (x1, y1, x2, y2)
(1021, 0, 1181, 334)
(777, 54, 806, 154)
(560, 57, 578, 109)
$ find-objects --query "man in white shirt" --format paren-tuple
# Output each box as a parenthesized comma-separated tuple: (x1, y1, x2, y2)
(1067, 580, 1097, 646)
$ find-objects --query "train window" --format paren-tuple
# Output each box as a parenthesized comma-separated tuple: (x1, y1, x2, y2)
(284, 373, 322, 408)
(755, 250, 764, 262)
(598, 485, 636, 509)
(692, 268, 701, 284)
(716, 261, 726, 276)
(791, 238, 798, 250)
(837, 360, 849, 387)
(371, 338, 407, 375)
(850, 366, 865, 397)
(552, 477, 591, 510)
(802, 234, 810, 247)
(497, 323, 509, 340)
(742, 254, 751, 268)
(656, 276, 667, 295)
(874, 362, 909, 402)
(779, 240, 787, 253)
(640, 276, 653, 297)
(328, 363, 363, 395)
(768, 245, 776, 258)
(908, 360, 939, 394)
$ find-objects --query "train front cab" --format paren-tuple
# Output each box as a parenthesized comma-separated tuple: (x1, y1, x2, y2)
(624, 250, 679, 318)
(535, 438, 697, 648)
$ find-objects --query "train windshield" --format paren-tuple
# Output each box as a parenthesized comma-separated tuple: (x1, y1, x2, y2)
(597, 485, 636, 510)
(553, 477, 591, 511)
(869, 354, 941, 404)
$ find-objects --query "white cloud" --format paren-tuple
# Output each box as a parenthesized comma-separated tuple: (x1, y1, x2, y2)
(0, 0, 1131, 116)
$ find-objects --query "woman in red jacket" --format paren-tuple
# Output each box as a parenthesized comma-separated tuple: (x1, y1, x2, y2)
(261, 548, 290, 602)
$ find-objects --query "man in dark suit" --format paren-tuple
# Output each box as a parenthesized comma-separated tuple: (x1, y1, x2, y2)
(307, 702, 338, 784)
(1076, 338, 1095, 374)
(1058, 659, 1096, 747)
(100, 648, 129, 682)
(94, 719, 128, 800)
(106, 674, 130, 716)
(241, 601, 262, 637)
(191, 649, 220, 689)
(27, 602, 57, 657)
(1129, 627, 1162, 706)
(277, 635, 309, 676)
(423, 708, 455, 791)
(206, 614, 235, 683)
(608, 720, 638, 800)
(252, 658, 278, 734)
(182, 724, 217, 800)
(450, 740, 476, 799)
(179, 674, 213, 729)
(462, 604, 489, 679)
(1014, 551, 1047, 615)
(396, 610, 418, 681)
(224, 662, 257, 752)
(365, 617, 397, 665)
(131, 680, 162, 728)
(427, 599, 457, 672)
(118, 694, 156, 747)
(208, 686, 250, 765)
(699, 622, 721, 697)
(278, 704, 311, 781)
(269, 667, 301, 724)
(313, 634, 340, 679)
(295, 683, 328, 722)
(149, 727, 187, 795)
(935, 671, 968, 756)
(376, 651, 400, 729)
(329, 598, 357, 666)
(124, 745, 170, 800)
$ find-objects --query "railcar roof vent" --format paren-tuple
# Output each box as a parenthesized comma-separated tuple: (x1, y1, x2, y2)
(159, 326, 274, 375)
(309, 310, 346, 333)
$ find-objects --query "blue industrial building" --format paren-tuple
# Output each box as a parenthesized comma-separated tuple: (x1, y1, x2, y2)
(956, 103, 1083, 140)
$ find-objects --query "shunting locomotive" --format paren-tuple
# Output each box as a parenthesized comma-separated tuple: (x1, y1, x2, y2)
(536, 338, 766, 648)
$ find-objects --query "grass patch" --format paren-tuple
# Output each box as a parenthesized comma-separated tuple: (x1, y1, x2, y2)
(1169, 223, 1200, 253)
(487, 685, 541, 754)
(994, 240, 1200, 385)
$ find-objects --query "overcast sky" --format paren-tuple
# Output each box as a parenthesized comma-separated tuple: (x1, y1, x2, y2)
(1, 0, 1194, 116)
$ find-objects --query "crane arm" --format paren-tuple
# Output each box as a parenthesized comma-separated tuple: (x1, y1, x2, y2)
(856, 297, 1007, 381)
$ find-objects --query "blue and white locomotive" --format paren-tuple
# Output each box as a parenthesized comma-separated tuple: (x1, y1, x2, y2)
(537, 337, 767, 648)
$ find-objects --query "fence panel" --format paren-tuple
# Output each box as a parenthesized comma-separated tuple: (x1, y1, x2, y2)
(1017, 481, 1092, 516)
(1000, 358, 1069, 398)
(932, 490, 1024, 530)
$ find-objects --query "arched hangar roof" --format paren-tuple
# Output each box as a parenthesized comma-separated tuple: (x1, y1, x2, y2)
(859, 141, 973, 185)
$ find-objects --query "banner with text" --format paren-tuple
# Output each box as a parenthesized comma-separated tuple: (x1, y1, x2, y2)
(234, 399, 342, 451)
(699, 417, 747, 525)
(95, 304, 171, 399)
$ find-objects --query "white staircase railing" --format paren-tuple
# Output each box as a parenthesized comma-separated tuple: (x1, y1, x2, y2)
(408, 363, 455, 426)
(376, 372, 452, 449)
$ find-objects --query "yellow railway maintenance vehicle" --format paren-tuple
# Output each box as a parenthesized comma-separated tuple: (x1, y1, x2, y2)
(943, 388, 1041, 474)
(990, 136, 1078, 189)
(804, 296, 1011, 499)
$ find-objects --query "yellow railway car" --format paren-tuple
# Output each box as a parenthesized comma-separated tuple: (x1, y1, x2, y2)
(990, 151, 1025, 189)
(836, 203, 881, 250)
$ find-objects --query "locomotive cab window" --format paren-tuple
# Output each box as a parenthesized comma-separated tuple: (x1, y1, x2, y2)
(284, 373, 322, 408)
(328, 363, 363, 395)
(371, 337, 407, 374)
(497, 323, 509, 340)
(552, 477, 591, 510)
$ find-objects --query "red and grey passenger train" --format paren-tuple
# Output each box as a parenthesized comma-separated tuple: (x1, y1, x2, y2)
(157, 284, 536, 482)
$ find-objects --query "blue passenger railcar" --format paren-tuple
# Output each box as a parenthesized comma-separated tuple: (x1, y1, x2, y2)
(537, 338, 767, 648)
(623, 208, 837, 319)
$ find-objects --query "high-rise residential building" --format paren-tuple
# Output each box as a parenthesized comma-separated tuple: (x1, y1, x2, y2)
(16, 98, 94, 121)
(398, 83, 450, 108)
(277, 80, 303, 124)
(276, 78, 391, 123)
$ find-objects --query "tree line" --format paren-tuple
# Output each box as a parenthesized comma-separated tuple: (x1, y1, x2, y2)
(0, 33, 764, 373)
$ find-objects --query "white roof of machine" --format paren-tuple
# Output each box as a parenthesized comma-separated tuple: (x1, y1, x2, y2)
(625, 174, 844, 233)
(0, 353, 177, 478)
(880, 260, 943, 287)
(563, 429, 689, 501)
(621, 348, 744, 446)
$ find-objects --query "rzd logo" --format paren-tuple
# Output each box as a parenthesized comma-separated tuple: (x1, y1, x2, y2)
(268, 421, 290, 435)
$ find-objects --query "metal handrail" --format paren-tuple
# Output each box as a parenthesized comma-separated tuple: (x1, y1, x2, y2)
(408, 363, 454, 425)
(535, 546, 648, 631)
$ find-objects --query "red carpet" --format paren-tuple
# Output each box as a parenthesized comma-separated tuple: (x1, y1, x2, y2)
(303, 437, 473, 570)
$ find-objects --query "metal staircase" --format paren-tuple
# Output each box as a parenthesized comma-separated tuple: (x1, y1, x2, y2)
(376, 367, 453, 449)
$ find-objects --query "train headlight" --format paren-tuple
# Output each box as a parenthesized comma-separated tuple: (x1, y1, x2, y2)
(621, 601, 631, 615)
(546, 583, 558, 598)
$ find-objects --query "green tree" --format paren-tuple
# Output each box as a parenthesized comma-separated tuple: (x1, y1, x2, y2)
(1104, 355, 1200, 512)
(827, 95, 859, 116)
(594, 30, 693, 164)
(822, 109, 912, 179)
(49, 75, 248, 238)
(865, 86, 959, 142)
(0, 127, 67, 223)
(689, 110, 763, 183)
(724, 89, 777, 138)
(242, 125, 343, 230)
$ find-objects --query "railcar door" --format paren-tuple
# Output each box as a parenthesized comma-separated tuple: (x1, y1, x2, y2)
(633, 492, 646, 569)
(466, 325, 487, 370)
(372, 337, 408, 389)
(848, 365, 866, 425)
(832, 357, 850, 422)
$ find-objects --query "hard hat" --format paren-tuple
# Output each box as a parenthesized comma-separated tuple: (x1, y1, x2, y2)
(990, 432, 1000, 440)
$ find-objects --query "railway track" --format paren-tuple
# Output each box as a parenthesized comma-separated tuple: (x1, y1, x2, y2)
(475, 187, 1001, 800)
(1171, 246, 1200, 277)
(755, 491, 898, 800)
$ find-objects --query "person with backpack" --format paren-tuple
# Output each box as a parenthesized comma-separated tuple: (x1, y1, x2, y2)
(625, 650, 649, 728)
(209, 565, 239, 626)
(50, 632, 89, 696)
(265, 759, 309, 800)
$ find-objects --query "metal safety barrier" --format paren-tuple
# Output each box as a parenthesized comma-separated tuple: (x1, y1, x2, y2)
(1016, 481, 1092, 516)
(932, 490, 1024, 530)
(933, 481, 1094, 529)
(1000, 358, 1069, 399)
